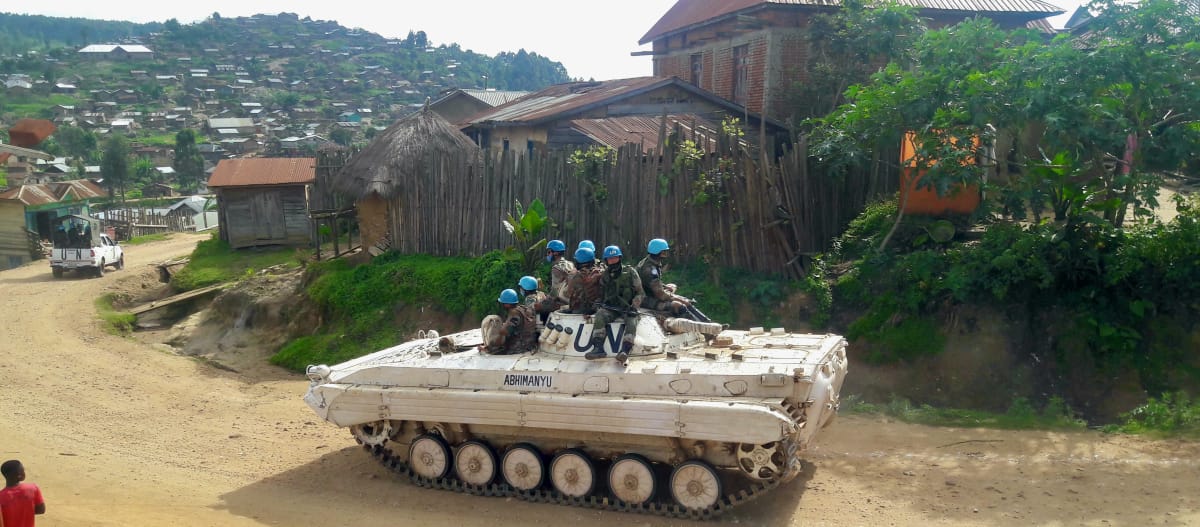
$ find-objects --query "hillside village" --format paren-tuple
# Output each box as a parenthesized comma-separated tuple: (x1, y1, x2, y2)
(0, 11, 572, 269)
(0, 12, 566, 167)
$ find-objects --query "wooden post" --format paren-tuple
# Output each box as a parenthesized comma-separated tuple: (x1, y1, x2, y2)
(332, 216, 340, 257)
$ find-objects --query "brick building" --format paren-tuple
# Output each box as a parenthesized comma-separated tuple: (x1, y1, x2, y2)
(640, 0, 1064, 122)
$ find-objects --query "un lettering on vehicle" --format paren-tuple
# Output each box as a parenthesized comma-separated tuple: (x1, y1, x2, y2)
(571, 322, 626, 353)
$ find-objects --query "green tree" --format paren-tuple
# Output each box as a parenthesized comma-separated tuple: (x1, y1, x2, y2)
(101, 135, 131, 202)
(330, 127, 354, 146)
(172, 129, 205, 194)
(53, 125, 98, 162)
(132, 158, 157, 187)
(790, 0, 924, 125)
(271, 90, 300, 111)
(810, 0, 1200, 247)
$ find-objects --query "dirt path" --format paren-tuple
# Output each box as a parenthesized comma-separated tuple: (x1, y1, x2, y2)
(1, 234, 1198, 526)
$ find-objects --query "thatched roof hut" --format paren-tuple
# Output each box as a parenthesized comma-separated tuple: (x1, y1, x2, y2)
(332, 106, 482, 255)
(332, 106, 481, 201)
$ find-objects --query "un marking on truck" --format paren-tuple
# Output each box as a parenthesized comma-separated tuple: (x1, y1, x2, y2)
(502, 374, 554, 389)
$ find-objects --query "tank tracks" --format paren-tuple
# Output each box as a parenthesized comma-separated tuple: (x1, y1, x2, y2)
(363, 441, 782, 520)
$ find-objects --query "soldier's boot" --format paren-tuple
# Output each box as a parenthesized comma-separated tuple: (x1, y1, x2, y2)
(615, 341, 633, 363)
(584, 339, 607, 360)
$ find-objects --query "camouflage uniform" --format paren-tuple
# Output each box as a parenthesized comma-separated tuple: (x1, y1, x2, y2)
(523, 289, 562, 322)
(636, 255, 687, 316)
(564, 265, 603, 315)
(550, 257, 576, 301)
(482, 304, 538, 355)
(590, 264, 644, 350)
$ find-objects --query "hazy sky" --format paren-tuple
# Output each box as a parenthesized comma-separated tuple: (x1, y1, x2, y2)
(8, 0, 1084, 81)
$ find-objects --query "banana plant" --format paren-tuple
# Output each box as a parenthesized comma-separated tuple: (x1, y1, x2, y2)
(502, 198, 553, 272)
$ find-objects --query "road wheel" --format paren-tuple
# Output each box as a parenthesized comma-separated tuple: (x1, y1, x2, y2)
(501, 443, 545, 491)
(408, 434, 451, 479)
(454, 440, 497, 487)
(608, 453, 656, 505)
(116, 256, 125, 270)
(670, 460, 722, 511)
(95, 259, 105, 278)
(549, 448, 595, 498)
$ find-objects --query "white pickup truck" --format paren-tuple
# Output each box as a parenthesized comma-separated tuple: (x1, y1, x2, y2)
(49, 215, 125, 278)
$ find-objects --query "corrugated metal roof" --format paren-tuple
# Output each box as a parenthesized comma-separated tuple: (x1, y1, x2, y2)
(640, 0, 1064, 44)
(568, 114, 722, 151)
(207, 158, 316, 188)
(467, 77, 672, 126)
(0, 180, 106, 206)
(460, 89, 530, 107)
(208, 117, 254, 129)
(0, 142, 53, 160)
(78, 44, 153, 53)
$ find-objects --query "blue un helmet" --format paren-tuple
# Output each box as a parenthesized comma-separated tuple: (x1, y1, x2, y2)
(547, 239, 566, 252)
(498, 288, 520, 304)
(578, 240, 596, 252)
(574, 247, 595, 264)
(518, 276, 539, 292)
(602, 245, 623, 259)
(647, 238, 670, 255)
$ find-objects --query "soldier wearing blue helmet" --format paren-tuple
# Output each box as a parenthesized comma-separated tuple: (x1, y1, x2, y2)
(481, 288, 538, 355)
(577, 240, 599, 266)
(637, 238, 692, 317)
(546, 239, 574, 302)
(563, 247, 602, 315)
(586, 245, 644, 362)
(518, 275, 560, 323)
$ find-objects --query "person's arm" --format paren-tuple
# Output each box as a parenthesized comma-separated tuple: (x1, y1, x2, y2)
(34, 485, 45, 514)
(629, 269, 645, 309)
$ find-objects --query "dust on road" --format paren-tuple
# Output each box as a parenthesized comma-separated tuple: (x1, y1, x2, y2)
(1, 233, 1197, 526)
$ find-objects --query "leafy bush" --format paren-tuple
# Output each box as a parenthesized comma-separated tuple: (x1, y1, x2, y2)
(830, 198, 898, 261)
(668, 261, 806, 328)
(1103, 392, 1200, 438)
(826, 193, 1200, 387)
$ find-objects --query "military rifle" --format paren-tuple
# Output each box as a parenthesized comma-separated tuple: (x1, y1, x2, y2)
(680, 298, 713, 323)
(595, 302, 639, 317)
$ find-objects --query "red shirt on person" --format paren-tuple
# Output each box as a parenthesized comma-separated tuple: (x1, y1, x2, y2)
(0, 482, 45, 527)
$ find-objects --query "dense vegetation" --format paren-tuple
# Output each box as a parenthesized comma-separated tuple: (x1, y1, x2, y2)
(825, 195, 1200, 380)
(0, 13, 158, 57)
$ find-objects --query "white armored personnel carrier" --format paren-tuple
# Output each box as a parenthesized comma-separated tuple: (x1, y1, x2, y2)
(304, 310, 847, 519)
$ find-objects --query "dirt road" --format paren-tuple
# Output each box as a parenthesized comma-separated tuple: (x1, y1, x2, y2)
(1, 234, 1198, 526)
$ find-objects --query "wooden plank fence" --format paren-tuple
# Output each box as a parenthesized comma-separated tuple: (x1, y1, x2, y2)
(320, 136, 897, 279)
(100, 207, 193, 239)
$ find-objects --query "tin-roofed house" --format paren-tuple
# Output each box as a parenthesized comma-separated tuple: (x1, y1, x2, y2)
(460, 76, 786, 153)
(207, 158, 315, 249)
(428, 88, 530, 125)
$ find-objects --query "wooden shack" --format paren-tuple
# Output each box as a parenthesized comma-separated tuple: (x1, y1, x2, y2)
(330, 107, 481, 255)
(207, 158, 315, 249)
(0, 198, 31, 270)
